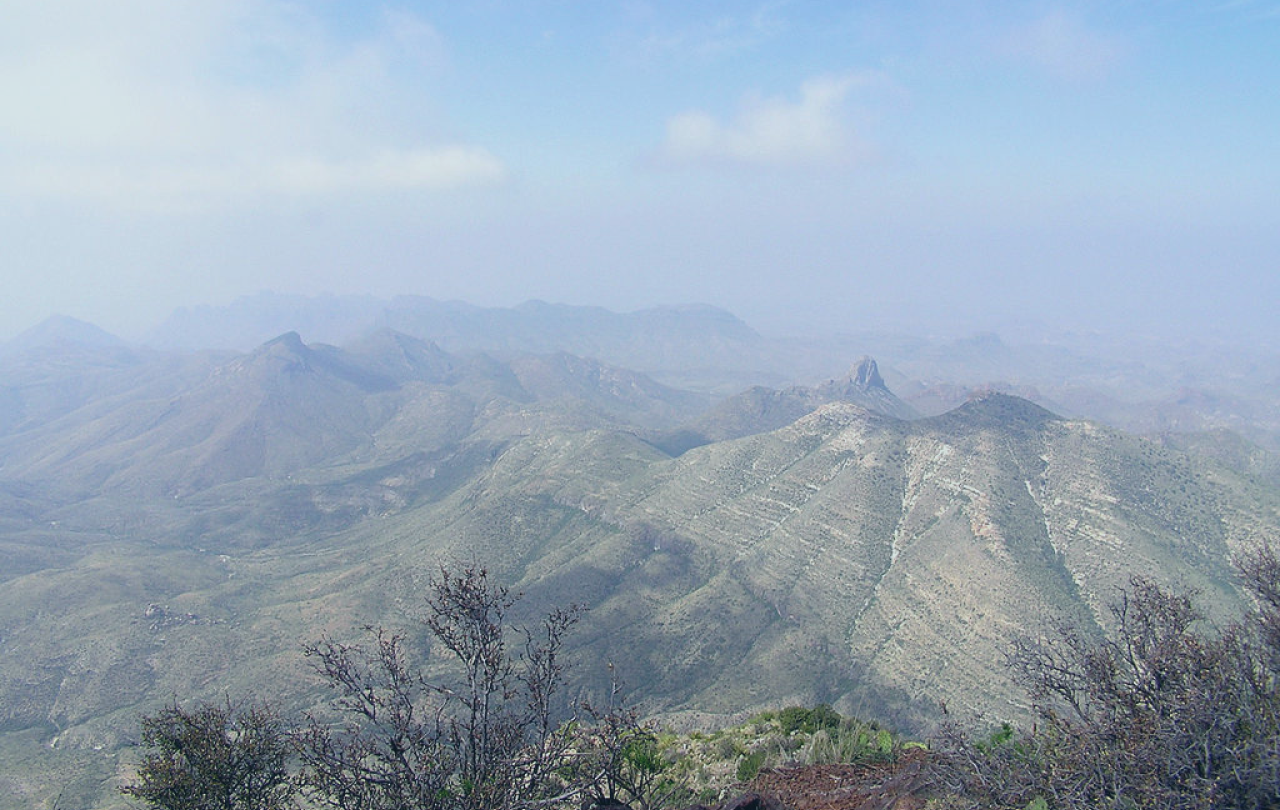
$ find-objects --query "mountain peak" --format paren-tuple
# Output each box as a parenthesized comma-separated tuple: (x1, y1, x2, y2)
(4, 315, 126, 355)
(263, 331, 306, 351)
(821, 356, 891, 398)
(343, 329, 458, 384)
(941, 391, 1061, 432)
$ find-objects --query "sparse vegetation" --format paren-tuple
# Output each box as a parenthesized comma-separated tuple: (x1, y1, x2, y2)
(122, 672, 915, 810)
(775, 704, 840, 735)
(572, 683, 678, 810)
(119, 545, 1280, 810)
(624, 705, 912, 805)
(123, 565, 666, 810)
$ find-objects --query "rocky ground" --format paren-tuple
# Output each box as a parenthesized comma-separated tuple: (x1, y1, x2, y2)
(744, 750, 933, 810)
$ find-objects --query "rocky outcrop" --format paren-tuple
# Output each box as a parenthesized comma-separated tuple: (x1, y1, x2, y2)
(749, 753, 930, 810)
(852, 357, 886, 390)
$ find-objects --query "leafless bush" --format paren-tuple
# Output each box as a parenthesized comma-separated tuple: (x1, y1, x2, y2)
(124, 565, 664, 810)
(932, 545, 1280, 810)
(299, 564, 586, 810)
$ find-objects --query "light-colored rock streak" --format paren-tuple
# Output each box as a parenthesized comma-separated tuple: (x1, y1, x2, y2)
(860, 441, 943, 614)
(1024, 477, 1057, 556)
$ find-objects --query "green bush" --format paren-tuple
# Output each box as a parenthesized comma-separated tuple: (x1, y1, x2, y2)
(120, 699, 294, 810)
(736, 749, 766, 782)
(808, 704, 842, 733)
(776, 706, 809, 733)
(776, 704, 842, 734)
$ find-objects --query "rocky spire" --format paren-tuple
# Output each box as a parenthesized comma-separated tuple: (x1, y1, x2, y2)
(851, 356, 886, 390)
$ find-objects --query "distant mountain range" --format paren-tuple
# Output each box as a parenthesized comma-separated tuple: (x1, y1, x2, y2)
(1, 317, 1278, 809)
(14, 293, 1280, 449)
(142, 293, 782, 394)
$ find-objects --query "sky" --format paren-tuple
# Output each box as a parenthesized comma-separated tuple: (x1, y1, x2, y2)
(1, 0, 1278, 345)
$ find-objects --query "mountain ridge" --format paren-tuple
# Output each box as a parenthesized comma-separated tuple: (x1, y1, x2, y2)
(1, 320, 1279, 809)
(18, 295, 1280, 449)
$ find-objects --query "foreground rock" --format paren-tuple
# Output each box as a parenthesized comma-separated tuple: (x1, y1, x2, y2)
(745, 751, 930, 810)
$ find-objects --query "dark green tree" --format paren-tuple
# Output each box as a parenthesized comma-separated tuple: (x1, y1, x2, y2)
(120, 699, 294, 810)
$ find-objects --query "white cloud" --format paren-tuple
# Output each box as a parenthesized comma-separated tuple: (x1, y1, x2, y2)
(7, 147, 507, 206)
(1002, 10, 1125, 81)
(657, 73, 878, 168)
(0, 0, 504, 207)
(271, 148, 507, 195)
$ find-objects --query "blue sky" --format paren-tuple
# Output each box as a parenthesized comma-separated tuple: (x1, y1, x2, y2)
(1, 0, 1277, 344)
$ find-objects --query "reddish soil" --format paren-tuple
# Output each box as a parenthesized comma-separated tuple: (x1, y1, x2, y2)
(748, 749, 933, 810)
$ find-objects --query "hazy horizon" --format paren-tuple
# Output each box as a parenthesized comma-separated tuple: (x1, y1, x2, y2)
(8, 290, 1276, 355)
(3, 2, 1278, 347)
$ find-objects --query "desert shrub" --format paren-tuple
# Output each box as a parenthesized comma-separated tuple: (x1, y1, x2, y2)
(572, 676, 684, 810)
(805, 729, 838, 765)
(776, 704, 842, 735)
(931, 544, 1280, 810)
(831, 719, 897, 765)
(710, 733, 739, 760)
(298, 565, 586, 810)
(736, 749, 767, 782)
(120, 699, 294, 810)
(124, 566, 677, 810)
(775, 706, 809, 734)
(807, 704, 842, 733)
